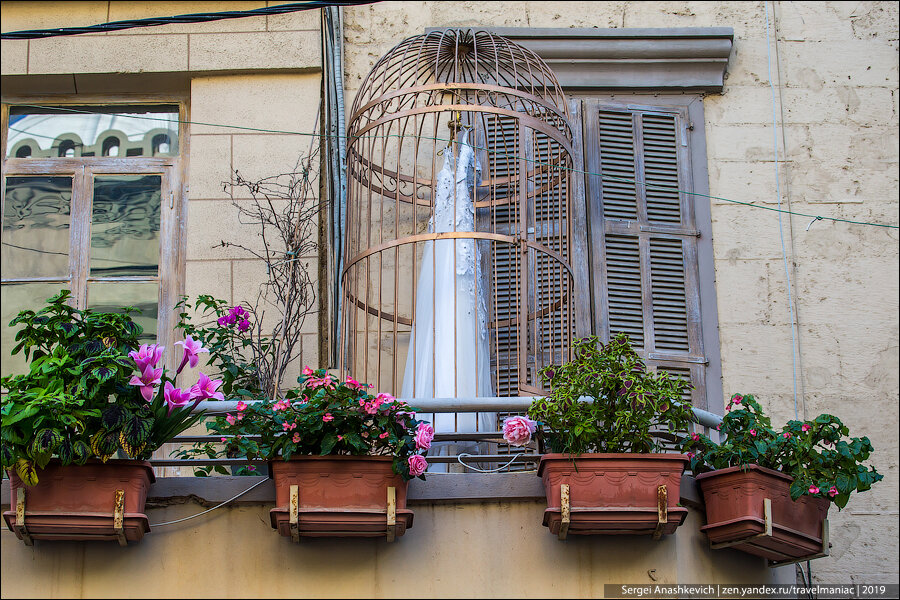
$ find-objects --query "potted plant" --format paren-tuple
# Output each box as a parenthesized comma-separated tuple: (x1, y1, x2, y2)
(683, 393, 882, 563)
(514, 333, 694, 539)
(1, 290, 217, 544)
(206, 367, 432, 540)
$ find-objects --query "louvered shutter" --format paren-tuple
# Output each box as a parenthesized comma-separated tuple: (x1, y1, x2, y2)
(589, 102, 707, 409)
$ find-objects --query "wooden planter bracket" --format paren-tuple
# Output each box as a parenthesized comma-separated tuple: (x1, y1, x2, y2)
(14, 488, 33, 546)
(708, 498, 831, 566)
(556, 483, 670, 541)
(287, 485, 399, 542)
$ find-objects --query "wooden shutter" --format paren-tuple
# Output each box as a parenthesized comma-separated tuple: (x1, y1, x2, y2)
(585, 101, 708, 409)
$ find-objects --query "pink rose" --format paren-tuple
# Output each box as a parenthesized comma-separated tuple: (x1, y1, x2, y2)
(414, 423, 435, 450)
(502, 416, 537, 447)
(808, 485, 820, 495)
(408, 454, 428, 477)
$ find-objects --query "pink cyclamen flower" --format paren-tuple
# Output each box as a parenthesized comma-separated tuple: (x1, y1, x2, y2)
(129, 343, 164, 371)
(750, 429, 757, 436)
(502, 416, 537, 447)
(828, 486, 838, 498)
(175, 335, 209, 374)
(808, 485, 820, 495)
(408, 454, 428, 477)
(414, 423, 435, 450)
(128, 363, 163, 402)
(783, 432, 792, 439)
(802, 423, 811, 432)
(164, 381, 195, 415)
(323, 413, 334, 422)
(691, 432, 700, 442)
(190, 372, 225, 401)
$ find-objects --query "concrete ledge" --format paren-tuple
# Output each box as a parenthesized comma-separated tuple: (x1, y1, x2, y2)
(2, 472, 702, 508)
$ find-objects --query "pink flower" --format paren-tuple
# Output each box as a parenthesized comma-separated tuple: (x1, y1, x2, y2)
(236, 401, 247, 411)
(750, 429, 757, 436)
(802, 423, 811, 432)
(375, 392, 394, 405)
(128, 363, 162, 402)
(686, 452, 695, 460)
(337, 435, 343, 441)
(783, 432, 792, 439)
(731, 394, 743, 405)
(189, 372, 225, 401)
(129, 343, 163, 371)
(226, 414, 236, 425)
(302, 366, 315, 376)
(691, 432, 700, 442)
(237, 319, 250, 332)
(306, 375, 335, 390)
(503, 416, 537, 447)
(273, 399, 291, 412)
(323, 413, 334, 422)
(282, 422, 297, 431)
(175, 335, 209, 374)
(414, 423, 434, 450)
(408, 454, 428, 477)
(292, 432, 301, 443)
(220, 437, 228, 443)
(217, 315, 231, 327)
(164, 381, 195, 415)
(808, 485, 820, 495)
(344, 377, 365, 390)
(828, 486, 838, 498)
(379, 432, 389, 439)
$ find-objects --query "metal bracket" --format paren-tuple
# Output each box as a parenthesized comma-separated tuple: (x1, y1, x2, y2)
(558, 483, 570, 541)
(652, 485, 669, 540)
(14, 488, 33, 546)
(113, 489, 126, 546)
(710, 498, 773, 550)
(289, 485, 300, 543)
(386, 486, 397, 542)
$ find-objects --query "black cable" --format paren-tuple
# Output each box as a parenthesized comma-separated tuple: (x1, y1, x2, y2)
(0, 1, 378, 40)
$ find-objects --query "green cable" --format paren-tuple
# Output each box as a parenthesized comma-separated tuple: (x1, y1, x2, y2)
(9, 104, 899, 230)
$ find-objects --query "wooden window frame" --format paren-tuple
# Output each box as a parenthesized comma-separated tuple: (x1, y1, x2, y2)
(570, 93, 724, 414)
(0, 96, 190, 370)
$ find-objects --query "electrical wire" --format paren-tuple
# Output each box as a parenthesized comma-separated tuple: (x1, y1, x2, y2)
(7, 104, 899, 230)
(0, 1, 379, 40)
(457, 453, 530, 473)
(148, 476, 270, 527)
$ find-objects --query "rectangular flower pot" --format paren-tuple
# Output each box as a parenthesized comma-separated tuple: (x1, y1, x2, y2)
(695, 464, 830, 562)
(268, 455, 413, 539)
(538, 453, 689, 538)
(2, 460, 155, 544)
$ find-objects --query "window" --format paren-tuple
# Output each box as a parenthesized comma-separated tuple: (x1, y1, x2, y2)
(1, 103, 185, 375)
(573, 95, 723, 411)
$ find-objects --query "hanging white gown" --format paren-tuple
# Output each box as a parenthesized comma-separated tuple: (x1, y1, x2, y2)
(402, 129, 494, 471)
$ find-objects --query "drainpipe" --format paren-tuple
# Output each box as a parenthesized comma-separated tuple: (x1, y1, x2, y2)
(321, 5, 347, 368)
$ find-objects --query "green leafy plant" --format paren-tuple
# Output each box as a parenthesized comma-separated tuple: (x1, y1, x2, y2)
(528, 333, 694, 455)
(200, 368, 433, 481)
(682, 393, 882, 508)
(1, 290, 208, 485)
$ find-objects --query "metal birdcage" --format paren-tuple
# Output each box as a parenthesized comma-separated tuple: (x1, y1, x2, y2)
(341, 29, 575, 400)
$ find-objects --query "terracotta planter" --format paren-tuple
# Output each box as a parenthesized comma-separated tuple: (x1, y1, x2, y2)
(538, 453, 688, 537)
(268, 455, 413, 539)
(696, 464, 830, 562)
(2, 459, 155, 544)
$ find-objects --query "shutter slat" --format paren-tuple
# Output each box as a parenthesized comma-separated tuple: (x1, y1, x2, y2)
(649, 238, 689, 352)
(604, 234, 643, 348)
(598, 110, 637, 221)
(641, 113, 682, 225)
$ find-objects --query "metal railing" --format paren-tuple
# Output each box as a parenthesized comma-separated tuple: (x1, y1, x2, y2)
(151, 397, 723, 471)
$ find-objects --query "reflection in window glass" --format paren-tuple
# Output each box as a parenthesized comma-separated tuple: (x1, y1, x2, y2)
(7, 105, 179, 158)
(88, 281, 158, 344)
(2, 176, 72, 278)
(90, 175, 161, 277)
(1, 283, 68, 376)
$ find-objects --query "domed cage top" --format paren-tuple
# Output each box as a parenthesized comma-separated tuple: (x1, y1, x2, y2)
(341, 29, 576, 400)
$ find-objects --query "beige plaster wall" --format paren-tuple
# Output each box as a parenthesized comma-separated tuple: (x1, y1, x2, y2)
(0, 499, 791, 598)
(337, 0, 900, 586)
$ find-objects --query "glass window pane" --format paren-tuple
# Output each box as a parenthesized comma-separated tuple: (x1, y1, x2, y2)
(7, 105, 179, 158)
(87, 281, 158, 344)
(1, 283, 69, 376)
(90, 175, 161, 277)
(2, 176, 72, 278)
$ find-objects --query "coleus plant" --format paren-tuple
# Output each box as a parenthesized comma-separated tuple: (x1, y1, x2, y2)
(528, 333, 694, 455)
(1, 290, 216, 485)
(682, 393, 883, 508)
